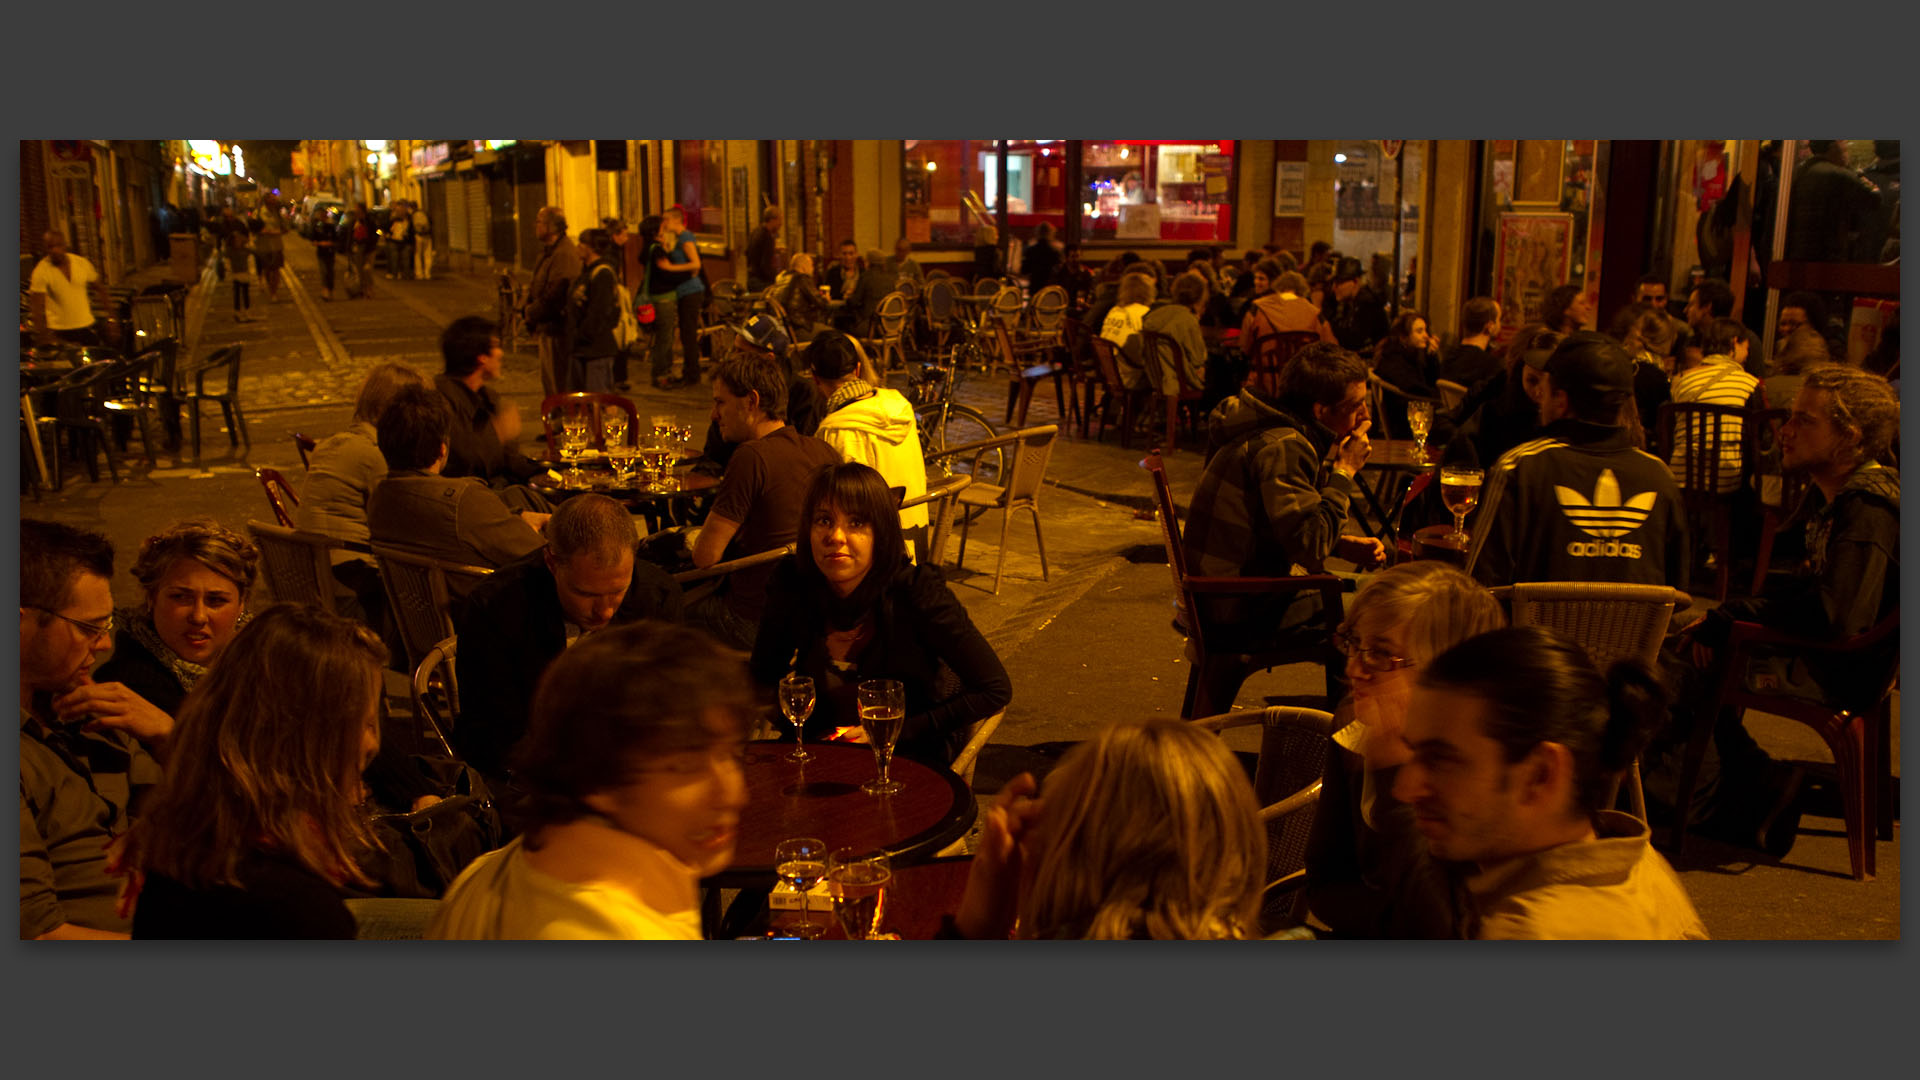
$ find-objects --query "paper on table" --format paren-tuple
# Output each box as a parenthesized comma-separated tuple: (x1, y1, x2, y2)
(767, 878, 833, 910)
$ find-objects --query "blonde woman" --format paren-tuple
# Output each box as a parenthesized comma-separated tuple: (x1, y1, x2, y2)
(1304, 562, 1506, 938)
(297, 362, 427, 623)
(949, 719, 1266, 940)
(1100, 271, 1157, 392)
(66, 520, 261, 744)
(132, 605, 387, 938)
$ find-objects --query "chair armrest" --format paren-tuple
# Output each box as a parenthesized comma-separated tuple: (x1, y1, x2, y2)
(925, 433, 1016, 463)
(1184, 573, 1346, 597)
(1259, 781, 1321, 824)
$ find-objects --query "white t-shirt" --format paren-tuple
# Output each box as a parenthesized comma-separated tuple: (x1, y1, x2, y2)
(427, 835, 704, 940)
(29, 254, 99, 330)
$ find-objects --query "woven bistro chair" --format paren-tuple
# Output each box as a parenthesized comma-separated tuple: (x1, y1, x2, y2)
(929, 425, 1058, 595)
(247, 521, 367, 615)
(1490, 582, 1691, 822)
(370, 543, 493, 676)
(859, 291, 911, 373)
(1657, 400, 1759, 602)
(1192, 705, 1341, 932)
(899, 471, 974, 569)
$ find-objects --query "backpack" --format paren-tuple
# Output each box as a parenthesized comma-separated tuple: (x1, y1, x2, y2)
(599, 264, 640, 350)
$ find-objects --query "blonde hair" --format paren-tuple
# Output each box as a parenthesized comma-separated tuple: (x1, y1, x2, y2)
(135, 605, 387, 890)
(789, 252, 814, 276)
(130, 519, 259, 613)
(1020, 720, 1265, 940)
(1342, 562, 1506, 666)
(1117, 271, 1156, 308)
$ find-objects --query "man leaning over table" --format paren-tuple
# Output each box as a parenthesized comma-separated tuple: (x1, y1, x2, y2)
(688, 354, 841, 651)
(454, 494, 683, 797)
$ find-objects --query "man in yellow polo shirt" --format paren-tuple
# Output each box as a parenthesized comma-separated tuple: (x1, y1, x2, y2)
(28, 230, 108, 347)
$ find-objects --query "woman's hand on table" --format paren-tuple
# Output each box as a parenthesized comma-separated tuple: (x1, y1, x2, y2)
(953, 772, 1043, 940)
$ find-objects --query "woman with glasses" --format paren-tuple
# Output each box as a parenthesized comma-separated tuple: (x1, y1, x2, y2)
(1303, 562, 1505, 938)
(132, 605, 388, 938)
(55, 520, 259, 746)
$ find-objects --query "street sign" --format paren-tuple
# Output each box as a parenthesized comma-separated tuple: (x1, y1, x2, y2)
(1379, 140, 1404, 160)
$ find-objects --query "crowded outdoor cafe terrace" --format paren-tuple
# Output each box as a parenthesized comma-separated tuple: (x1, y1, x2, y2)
(17, 137, 1900, 941)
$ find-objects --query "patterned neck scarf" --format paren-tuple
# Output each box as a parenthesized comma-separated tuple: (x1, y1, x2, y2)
(123, 606, 253, 694)
(825, 378, 877, 415)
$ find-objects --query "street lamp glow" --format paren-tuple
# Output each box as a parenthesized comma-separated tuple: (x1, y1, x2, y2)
(1335, 153, 1348, 163)
(925, 161, 936, 171)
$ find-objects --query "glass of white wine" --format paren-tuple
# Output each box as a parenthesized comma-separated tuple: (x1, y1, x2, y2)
(1407, 400, 1433, 461)
(856, 679, 906, 796)
(1440, 466, 1484, 546)
(777, 671, 815, 763)
(559, 414, 591, 485)
(826, 848, 891, 940)
(775, 837, 828, 940)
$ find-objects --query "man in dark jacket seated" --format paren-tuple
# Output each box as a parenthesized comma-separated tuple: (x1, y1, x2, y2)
(433, 315, 550, 513)
(453, 493, 683, 794)
(1648, 364, 1900, 857)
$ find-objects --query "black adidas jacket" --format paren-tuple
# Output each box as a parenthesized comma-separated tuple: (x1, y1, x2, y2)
(1465, 419, 1689, 590)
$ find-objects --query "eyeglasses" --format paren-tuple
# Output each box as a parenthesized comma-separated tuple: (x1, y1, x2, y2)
(29, 607, 115, 641)
(1331, 629, 1415, 673)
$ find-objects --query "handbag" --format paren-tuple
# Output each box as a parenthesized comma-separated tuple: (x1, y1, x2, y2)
(364, 756, 504, 899)
(635, 256, 656, 324)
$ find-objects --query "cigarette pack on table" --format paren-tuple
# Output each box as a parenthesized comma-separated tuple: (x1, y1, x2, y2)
(767, 878, 833, 910)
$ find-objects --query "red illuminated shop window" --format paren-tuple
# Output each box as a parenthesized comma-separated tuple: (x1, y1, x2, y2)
(1080, 140, 1235, 245)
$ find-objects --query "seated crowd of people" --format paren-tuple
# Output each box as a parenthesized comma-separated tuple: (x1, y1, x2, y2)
(19, 236, 1898, 942)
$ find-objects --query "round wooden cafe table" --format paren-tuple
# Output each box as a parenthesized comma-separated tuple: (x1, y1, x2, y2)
(707, 741, 976, 891)
(1408, 523, 1470, 567)
(763, 856, 974, 940)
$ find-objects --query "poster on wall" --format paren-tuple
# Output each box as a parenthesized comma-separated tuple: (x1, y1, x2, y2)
(1275, 161, 1307, 214)
(1493, 213, 1575, 328)
(1116, 202, 1161, 239)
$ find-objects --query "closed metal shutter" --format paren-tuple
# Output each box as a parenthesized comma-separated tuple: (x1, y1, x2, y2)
(424, 178, 448, 249)
(466, 174, 491, 258)
(445, 174, 469, 252)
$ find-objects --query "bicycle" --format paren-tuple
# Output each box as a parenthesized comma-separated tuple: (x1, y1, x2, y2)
(909, 323, 1002, 488)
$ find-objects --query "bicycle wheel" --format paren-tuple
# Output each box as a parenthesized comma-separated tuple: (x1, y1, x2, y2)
(917, 401, 1002, 488)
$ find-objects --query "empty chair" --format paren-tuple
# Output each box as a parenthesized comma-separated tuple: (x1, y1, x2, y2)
(179, 344, 251, 468)
(929, 425, 1058, 595)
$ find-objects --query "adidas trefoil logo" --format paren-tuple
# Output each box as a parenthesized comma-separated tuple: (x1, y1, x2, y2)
(1555, 469, 1657, 551)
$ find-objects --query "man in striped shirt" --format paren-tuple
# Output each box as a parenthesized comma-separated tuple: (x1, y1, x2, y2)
(1667, 317, 1765, 493)
(1466, 333, 1689, 589)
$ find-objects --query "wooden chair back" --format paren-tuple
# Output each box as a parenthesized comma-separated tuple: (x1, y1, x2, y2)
(1435, 378, 1468, 412)
(1658, 401, 1752, 497)
(255, 466, 299, 528)
(1246, 330, 1320, 395)
(539, 392, 639, 451)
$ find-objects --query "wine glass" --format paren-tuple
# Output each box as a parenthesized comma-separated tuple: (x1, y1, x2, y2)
(777, 672, 815, 763)
(826, 848, 891, 940)
(602, 409, 629, 451)
(774, 837, 828, 940)
(559, 414, 590, 485)
(1440, 466, 1484, 546)
(1406, 400, 1433, 461)
(856, 679, 906, 796)
(649, 413, 674, 443)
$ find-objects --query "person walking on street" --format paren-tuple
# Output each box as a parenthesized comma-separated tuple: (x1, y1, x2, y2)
(228, 220, 257, 322)
(523, 206, 582, 398)
(412, 200, 435, 281)
(385, 202, 413, 281)
(255, 195, 290, 303)
(568, 228, 622, 393)
(311, 207, 338, 300)
(343, 203, 379, 299)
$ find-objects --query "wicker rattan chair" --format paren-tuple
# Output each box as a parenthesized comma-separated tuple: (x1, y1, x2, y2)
(1490, 581, 1692, 821)
(248, 520, 366, 614)
(370, 543, 493, 675)
(1192, 705, 1340, 931)
(931, 425, 1057, 595)
(899, 471, 974, 569)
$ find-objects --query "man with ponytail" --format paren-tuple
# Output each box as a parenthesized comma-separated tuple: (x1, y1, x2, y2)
(1392, 626, 1706, 939)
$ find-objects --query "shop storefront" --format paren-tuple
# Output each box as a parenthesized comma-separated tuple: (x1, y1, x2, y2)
(901, 139, 1237, 252)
